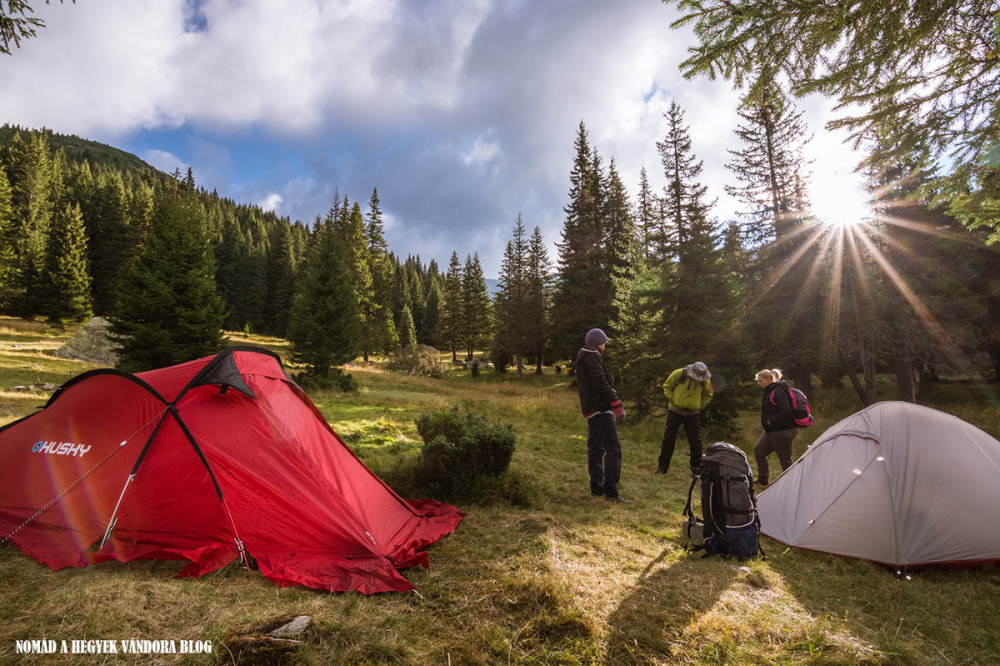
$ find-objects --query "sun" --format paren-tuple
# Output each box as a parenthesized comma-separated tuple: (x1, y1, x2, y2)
(809, 170, 873, 228)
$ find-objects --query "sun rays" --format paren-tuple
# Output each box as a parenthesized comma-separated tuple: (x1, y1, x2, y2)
(742, 184, 998, 397)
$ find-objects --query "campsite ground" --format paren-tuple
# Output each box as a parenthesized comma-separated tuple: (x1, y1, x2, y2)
(2, 317, 1000, 665)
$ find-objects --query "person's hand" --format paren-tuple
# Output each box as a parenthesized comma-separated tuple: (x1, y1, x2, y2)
(611, 399, 626, 424)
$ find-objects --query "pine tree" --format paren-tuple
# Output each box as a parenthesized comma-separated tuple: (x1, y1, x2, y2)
(493, 214, 531, 375)
(286, 199, 362, 377)
(461, 253, 494, 361)
(724, 89, 819, 392)
(439, 251, 463, 362)
(526, 225, 553, 373)
(398, 303, 417, 354)
(405, 256, 428, 343)
(724, 88, 812, 245)
(86, 170, 131, 315)
(348, 199, 374, 336)
(362, 187, 397, 359)
(0, 164, 15, 312)
(42, 202, 92, 324)
(617, 100, 744, 431)
(262, 218, 297, 337)
(109, 187, 227, 372)
(634, 166, 657, 261)
(422, 279, 442, 348)
(5, 129, 52, 317)
(551, 121, 613, 362)
(668, 0, 1000, 239)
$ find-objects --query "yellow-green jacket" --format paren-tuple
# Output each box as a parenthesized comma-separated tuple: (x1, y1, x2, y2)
(663, 367, 713, 414)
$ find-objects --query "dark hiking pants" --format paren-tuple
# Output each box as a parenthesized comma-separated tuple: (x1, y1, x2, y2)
(587, 412, 622, 497)
(658, 410, 702, 473)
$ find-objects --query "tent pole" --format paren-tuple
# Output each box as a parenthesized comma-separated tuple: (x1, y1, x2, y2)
(99, 473, 135, 550)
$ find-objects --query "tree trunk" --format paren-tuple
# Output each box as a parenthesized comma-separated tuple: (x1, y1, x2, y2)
(894, 355, 915, 402)
(841, 352, 873, 406)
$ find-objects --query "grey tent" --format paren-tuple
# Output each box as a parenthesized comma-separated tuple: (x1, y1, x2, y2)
(757, 401, 1000, 568)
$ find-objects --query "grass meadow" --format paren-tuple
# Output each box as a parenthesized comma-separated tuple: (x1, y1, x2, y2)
(2, 317, 1000, 665)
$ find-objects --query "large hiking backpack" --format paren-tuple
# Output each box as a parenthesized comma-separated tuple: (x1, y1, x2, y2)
(770, 386, 814, 428)
(683, 441, 761, 560)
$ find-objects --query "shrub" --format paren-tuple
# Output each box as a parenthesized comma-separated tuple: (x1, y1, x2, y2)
(293, 368, 358, 392)
(412, 407, 519, 502)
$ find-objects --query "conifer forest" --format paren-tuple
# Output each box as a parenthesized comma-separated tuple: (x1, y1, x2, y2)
(1, 110, 998, 433)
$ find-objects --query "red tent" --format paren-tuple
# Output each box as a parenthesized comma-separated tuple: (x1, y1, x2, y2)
(0, 346, 463, 594)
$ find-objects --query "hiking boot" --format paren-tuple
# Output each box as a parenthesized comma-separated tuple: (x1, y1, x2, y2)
(605, 495, 632, 504)
(754, 479, 769, 488)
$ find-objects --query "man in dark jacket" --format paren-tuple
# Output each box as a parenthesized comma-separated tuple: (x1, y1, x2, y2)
(576, 328, 629, 503)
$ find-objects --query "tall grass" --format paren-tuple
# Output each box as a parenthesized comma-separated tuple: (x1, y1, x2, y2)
(2, 317, 1000, 664)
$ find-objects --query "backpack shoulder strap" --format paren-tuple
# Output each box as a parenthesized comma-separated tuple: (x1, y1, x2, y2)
(683, 475, 698, 521)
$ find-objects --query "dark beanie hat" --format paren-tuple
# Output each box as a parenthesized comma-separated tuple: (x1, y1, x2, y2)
(585, 328, 608, 347)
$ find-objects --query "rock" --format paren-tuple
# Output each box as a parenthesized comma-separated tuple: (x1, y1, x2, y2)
(268, 615, 311, 638)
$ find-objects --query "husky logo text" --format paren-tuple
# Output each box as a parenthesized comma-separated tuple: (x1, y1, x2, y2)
(32, 440, 91, 457)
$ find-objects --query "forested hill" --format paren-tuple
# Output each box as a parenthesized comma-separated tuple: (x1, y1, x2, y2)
(0, 124, 472, 376)
(0, 124, 158, 177)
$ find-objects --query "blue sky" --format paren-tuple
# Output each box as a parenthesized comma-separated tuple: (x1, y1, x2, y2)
(1, 0, 867, 277)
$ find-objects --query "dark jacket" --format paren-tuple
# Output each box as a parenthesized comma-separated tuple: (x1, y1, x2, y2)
(761, 381, 796, 432)
(576, 346, 619, 415)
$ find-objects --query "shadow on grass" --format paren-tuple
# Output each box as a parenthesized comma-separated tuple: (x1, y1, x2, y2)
(764, 540, 1000, 665)
(604, 545, 739, 663)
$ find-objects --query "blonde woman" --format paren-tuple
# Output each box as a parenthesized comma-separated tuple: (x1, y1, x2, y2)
(753, 368, 798, 486)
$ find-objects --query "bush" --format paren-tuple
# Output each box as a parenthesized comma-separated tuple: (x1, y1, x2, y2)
(412, 407, 520, 502)
(293, 368, 358, 392)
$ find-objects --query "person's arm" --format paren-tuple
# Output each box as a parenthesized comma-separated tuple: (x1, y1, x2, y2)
(662, 369, 679, 398)
(768, 388, 794, 428)
(580, 352, 618, 410)
(700, 379, 714, 410)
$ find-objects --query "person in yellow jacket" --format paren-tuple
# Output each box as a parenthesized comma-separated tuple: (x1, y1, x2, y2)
(656, 361, 713, 476)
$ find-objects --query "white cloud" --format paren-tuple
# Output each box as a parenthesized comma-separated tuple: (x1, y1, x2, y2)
(1, 0, 866, 277)
(258, 193, 283, 213)
(141, 149, 186, 176)
(463, 132, 501, 166)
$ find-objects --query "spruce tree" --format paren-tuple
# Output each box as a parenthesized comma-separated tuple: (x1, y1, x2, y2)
(634, 166, 657, 261)
(439, 251, 463, 362)
(42, 202, 92, 325)
(5, 129, 52, 317)
(725, 88, 812, 245)
(362, 187, 397, 359)
(109, 187, 227, 372)
(526, 225, 553, 373)
(262, 218, 296, 337)
(667, 0, 1000, 239)
(422, 279, 442, 349)
(493, 214, 531, 375)
(0, 164, 14, 312)
(551, 121, 613, 362)
(86, 171, 131, 315)
(724, 89, 819, 392)
(461, 253, 494, 361)
(286, 200, 361, 378)
(627, 100, 743, 432)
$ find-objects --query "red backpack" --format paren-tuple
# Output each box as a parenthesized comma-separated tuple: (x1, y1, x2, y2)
(770, 387, 814, 428)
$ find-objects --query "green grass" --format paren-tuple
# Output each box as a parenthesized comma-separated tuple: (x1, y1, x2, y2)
(2, 316, 1000, 664)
